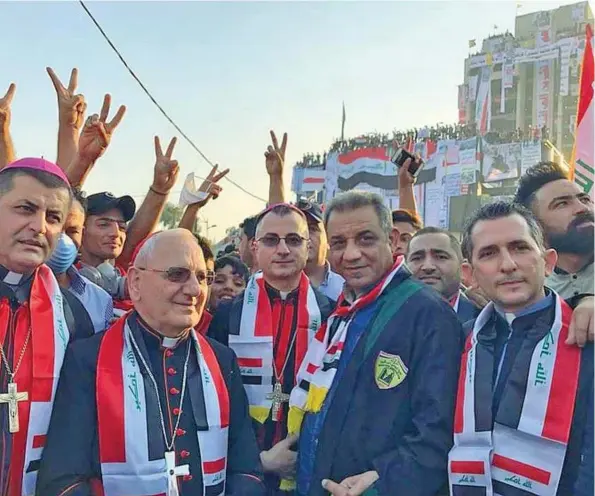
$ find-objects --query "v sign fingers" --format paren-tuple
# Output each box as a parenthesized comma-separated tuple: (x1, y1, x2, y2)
(165, 137, 177, 158)
(0, 83, 16, 127)
(47, 66, 86, 129)
(213, 168, 230, 183)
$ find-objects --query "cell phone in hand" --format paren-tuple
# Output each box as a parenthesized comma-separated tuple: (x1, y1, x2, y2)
(391, 148, 424, 177)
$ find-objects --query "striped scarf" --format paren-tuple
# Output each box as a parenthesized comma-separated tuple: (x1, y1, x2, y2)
(448, 293, 581, 495)
(96, 317, 230, 496)
(228, 271, 322, 424)
(1, 265, 69, 496)
(287, 257, 405, 436)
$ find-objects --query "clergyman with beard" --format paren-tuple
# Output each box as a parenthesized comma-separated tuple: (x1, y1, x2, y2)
(515, 161, 594, 299)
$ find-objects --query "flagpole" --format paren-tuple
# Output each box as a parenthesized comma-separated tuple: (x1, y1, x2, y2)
(341, 101, 346, 142)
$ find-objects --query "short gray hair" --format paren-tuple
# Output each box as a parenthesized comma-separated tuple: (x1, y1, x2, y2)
(324, 191, 392, 236)
(133, 234, 159, 268)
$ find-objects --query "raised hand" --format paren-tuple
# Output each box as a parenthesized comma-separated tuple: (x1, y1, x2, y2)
(195, 164, 230, 207)
(0, 83, 16, 129)
(152, 136, 180, 195)
(47, 67, 86, 129)
(78, 94, 126, 164)
(265, 130, 288, 176)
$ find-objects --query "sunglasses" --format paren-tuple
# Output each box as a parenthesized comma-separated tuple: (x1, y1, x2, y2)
(256, 233, 308, 248)
(137, 266, 215, 285)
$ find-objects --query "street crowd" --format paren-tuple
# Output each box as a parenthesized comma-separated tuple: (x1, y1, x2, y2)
(0, 67, 593, 496)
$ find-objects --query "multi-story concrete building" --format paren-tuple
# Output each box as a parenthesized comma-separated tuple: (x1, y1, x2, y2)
(461, 1, 593, 160)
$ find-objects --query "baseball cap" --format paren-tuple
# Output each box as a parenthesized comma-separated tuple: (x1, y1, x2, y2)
(295, 199, 324, 223)
(2, 157, 70, 186)
(86, 192, 136, 222)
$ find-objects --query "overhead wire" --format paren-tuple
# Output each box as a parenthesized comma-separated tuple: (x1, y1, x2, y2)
(77, 0, 267, 203)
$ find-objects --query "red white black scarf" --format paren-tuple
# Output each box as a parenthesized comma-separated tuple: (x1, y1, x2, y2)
(288, 257, 405, 435)
(448, 293, 581, 495)
(96, 316, 230, 496)
(228, 271, 322, 424)
(0, 265, 69, 496)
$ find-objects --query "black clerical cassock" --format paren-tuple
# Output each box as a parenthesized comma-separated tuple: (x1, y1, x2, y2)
(36, 311, 265, 496)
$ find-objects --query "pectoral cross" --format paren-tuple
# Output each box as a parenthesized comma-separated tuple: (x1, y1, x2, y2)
(0, 382, 28, 433)
(165, 450, 190, 496)
(267, 382, 290, 421)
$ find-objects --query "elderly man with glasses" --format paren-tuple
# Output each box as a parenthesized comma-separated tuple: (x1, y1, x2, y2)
(209, 203, 334, 495)
(37, 229, 265, 496)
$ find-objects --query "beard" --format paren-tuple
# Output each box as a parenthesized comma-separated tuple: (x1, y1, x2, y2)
(547, 212, 595, 255)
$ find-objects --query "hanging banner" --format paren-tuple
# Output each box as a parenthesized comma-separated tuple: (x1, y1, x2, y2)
(475, 67, 492, 135)
(468, 75, 479, 102)
(521, 142, 542, 174)
(535, 60, 552, 129)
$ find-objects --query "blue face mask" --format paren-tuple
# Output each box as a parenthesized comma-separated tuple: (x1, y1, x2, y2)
(46, 233, 78, 275)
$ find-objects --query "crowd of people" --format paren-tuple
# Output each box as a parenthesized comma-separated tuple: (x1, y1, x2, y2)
(295, 123, 550, 170)
(0, 67, 593, 496)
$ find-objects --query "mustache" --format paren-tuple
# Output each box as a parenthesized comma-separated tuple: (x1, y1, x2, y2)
(569, 212, 595, 230)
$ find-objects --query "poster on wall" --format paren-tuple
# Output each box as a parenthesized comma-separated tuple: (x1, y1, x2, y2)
(481, 140, 521, 182)
(521, 142, 542, 174)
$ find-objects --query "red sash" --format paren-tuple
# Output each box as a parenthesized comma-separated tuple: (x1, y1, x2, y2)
(0, 266, 68, 496)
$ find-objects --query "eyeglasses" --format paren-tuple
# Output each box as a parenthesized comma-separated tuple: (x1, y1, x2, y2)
(136, 266, 215, 285)
(256, 233, 308, 248)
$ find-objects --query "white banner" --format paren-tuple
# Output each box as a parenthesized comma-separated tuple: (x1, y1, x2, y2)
(468, 75, 479, 102)
(536, 60, 552, 129)
(521, 142, 542, 174)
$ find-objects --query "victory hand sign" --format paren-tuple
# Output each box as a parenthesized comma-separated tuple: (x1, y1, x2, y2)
(195, 164, 230, 207)
(78, 94, 126, 164)
(152, 136, 180, 195)
(265, 130, 288, 177)
(47, 67, 86, 129)
(0, 83, 16, 130)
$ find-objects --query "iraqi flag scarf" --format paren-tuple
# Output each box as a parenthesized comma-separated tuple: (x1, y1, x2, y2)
(228, 271, 322, 424)
(448, 292, 581, 495)
(96, 316, 230, 496)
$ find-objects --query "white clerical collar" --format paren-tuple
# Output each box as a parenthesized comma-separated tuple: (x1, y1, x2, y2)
(3, 271, 24, 285)
(162, 336, 180, 348)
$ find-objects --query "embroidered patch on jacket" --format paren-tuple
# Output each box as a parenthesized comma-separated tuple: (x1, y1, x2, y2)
(375, 351, 408, 390)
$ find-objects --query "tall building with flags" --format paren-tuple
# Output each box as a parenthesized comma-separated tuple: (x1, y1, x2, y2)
(460, 1, 594, 160)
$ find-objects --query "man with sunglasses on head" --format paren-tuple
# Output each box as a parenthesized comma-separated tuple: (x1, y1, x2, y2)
(38, 229, 265, 496)
(296, 199, 344, 301)
(209, 204, 334, 495)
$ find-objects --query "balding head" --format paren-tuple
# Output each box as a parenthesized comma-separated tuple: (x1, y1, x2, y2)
(128, 228, 209, 337)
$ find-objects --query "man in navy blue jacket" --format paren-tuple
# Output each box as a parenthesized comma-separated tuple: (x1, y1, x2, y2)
(293, 192, 462, 496)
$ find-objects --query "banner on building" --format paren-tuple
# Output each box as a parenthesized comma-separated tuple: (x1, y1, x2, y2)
(481, 140, 521, 182)
(535, 60, 551, 129)
(458, 137, 478, 166)
(475, 67, 492, 135)
(521, 142, 542, 174)
(468, 75, 479, 102)
(299, 170, 325, 192)
(458, 84, 467, 123)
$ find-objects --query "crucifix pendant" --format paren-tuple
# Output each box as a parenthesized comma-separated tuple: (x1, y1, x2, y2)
(165, 450, 190, 496)
(0, 382, 28, 433)
(267, 382, 290, 422)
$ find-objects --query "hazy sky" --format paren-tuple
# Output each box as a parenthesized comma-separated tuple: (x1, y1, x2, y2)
(1, 0, 587, 240)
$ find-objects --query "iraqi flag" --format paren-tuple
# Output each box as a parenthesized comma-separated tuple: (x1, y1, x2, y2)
(571, 24, 594, 199)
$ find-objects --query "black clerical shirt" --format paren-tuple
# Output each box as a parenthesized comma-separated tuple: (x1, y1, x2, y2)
(36, 311, 264, 496)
